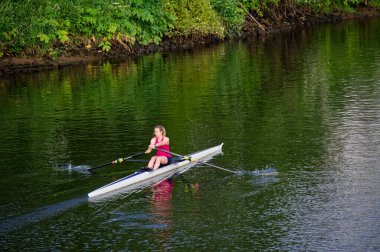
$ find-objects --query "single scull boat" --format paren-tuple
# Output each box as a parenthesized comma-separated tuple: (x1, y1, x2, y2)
(88, 143, 223, 198)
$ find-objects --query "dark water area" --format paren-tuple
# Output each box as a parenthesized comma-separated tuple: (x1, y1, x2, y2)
(0, 18, 379, 250)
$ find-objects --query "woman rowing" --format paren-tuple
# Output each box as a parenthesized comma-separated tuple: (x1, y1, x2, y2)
(145, 125, 172, 170)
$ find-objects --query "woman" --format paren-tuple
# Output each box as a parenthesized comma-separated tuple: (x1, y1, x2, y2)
(145, 125, 172, 170)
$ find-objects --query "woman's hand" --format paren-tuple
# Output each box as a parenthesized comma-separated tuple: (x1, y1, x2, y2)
(145, 144, 156, 154)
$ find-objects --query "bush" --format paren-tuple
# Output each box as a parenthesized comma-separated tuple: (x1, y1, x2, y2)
(211, 0, 245, 37)
(0, 0, 379, 57)
(0, 0, 176, 56)
(164, 0, 224, 37)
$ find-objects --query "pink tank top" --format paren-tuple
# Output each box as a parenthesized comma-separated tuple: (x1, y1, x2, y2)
(155, 137, 172, 157)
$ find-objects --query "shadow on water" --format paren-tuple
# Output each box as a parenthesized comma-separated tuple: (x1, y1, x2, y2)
(0, 196, 88, 235)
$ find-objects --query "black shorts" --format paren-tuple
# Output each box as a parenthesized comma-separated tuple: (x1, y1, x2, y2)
(158, 156, 173, 169)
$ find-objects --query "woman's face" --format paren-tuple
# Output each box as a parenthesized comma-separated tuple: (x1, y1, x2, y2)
(154, 128, 162, 137)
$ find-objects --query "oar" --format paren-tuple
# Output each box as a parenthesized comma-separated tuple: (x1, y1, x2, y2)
(88, 152, 145, 172)
(156, 147, 237, 174)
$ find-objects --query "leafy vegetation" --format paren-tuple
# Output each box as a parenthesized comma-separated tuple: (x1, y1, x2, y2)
(164, 0, 224, 37)
(0, 0, 379, 57)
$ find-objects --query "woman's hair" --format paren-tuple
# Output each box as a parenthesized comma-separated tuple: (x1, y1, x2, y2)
(154, 125, 166, 136)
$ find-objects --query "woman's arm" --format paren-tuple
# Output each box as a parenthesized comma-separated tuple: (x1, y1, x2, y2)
(155, 137, 169, 147)
(145, 138, 156, 153)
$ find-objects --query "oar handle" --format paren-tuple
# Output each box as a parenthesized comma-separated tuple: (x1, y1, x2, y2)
(155, 148, 196, 161)
(155, 147, 184, 158)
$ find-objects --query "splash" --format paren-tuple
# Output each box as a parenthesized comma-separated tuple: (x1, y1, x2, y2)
(235, 166, 278, 176)
(56, 163, 92, 174)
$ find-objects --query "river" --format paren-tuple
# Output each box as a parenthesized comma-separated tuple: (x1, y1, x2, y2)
(1, 18, 379, 250)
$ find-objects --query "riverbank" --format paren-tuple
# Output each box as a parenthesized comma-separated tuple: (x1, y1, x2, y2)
(1, 5, 379, 76)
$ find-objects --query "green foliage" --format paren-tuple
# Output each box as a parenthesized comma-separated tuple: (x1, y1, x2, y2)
(57, 30, 69, 44)
(164, 0, 224, 37)
(99, 40, 112, 52)
(48, 49, 61, 59)
(0, 0, 379, 57)
(295, 0, 377, 12)
(129, 0, 176, 45)
(37, 33, 50, 44)
(240, 0, 281, 16)
(211, 0, 245, 37)
(369, 0, 380, 6)
(0, 0, 175, 55)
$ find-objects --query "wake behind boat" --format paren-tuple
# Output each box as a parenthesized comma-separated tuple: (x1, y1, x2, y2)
(88, 143, 224, 198)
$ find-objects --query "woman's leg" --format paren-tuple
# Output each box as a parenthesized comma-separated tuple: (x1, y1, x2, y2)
(153, 156, 168, 170)
(148, 156, 157, 168)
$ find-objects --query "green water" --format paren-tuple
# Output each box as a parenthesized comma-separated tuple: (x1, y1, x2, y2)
(1, 18, 379, 250)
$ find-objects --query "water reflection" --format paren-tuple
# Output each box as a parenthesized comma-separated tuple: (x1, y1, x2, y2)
(150, 178, 174, 249)
(152, 178, 174, 202)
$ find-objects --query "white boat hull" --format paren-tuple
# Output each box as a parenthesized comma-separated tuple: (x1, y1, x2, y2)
(88, 143, 224, 198)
